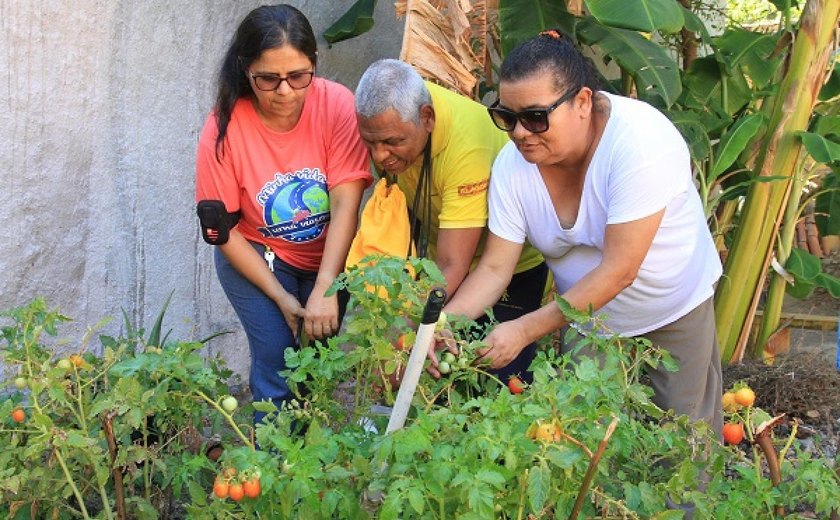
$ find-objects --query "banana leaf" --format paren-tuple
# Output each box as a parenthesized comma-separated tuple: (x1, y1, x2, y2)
(812, 114, 840, 138)
(323, 0, 377, 46)
(785, 247, 840, 299)
(714, 29, 781, 90)
(498, 0, 573, 56)
(711, 113, 766, 180)
(585, 0, 684, 34)
(681, 55, 754, 116)
(819, 61, 839, 101)
(815, 167, 840, 235)
(664, 109, 711, 163)
(577, 18, 681, 108)
(798, 131, 840, 164)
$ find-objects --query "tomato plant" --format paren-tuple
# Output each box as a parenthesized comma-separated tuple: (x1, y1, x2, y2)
(3, 267, 840, 519)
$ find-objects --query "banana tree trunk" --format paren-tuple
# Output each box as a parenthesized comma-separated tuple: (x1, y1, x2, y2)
(754, 157, 816, 361)
(713, 0, 839, 364)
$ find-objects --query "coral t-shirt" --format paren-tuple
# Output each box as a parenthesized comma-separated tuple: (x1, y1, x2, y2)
(196, 78, 372, 271)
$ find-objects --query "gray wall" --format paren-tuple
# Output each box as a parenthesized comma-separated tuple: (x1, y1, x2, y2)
(0, 1, 402, 378)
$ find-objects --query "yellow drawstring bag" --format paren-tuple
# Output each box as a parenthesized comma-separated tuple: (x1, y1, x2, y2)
(347, 177, 415, 268)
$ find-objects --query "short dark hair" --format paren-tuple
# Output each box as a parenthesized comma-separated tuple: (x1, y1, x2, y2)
(213, 4, 318, 159)
(500, 29, 602, 94)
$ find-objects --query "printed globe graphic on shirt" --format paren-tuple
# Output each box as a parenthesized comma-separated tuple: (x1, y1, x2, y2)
(256, 168, 330, 243)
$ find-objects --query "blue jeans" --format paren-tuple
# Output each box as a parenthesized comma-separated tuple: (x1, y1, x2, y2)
(214, 244, 321, 425)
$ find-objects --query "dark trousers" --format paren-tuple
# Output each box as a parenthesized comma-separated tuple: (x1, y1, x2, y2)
(474, 262, 549, 384)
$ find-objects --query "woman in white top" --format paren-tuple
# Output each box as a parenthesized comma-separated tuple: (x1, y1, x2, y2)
(441, 29, 723, 435)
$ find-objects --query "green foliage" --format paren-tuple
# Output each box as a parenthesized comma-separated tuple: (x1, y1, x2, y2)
(323, 0, 377, 46)
(0, 298, 236, 518)
(4, 260, 840, 517)
(726, 0, 800, 27)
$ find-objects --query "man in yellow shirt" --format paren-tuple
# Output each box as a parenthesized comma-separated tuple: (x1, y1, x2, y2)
(355, 59, 547, 383)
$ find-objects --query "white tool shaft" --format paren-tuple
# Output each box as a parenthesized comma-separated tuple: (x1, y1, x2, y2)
(385, 322, 436, 433)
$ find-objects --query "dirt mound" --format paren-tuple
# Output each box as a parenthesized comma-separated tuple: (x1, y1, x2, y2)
(723, 351, 839, 451)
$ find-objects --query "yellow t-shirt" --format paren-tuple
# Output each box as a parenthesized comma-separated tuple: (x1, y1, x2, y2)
(395, 82, 543, 273)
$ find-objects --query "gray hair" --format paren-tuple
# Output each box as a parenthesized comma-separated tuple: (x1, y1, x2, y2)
(355, 59, 431, 124)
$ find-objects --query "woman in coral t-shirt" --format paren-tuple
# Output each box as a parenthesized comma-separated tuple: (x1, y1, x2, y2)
(195, 4, 371, 423)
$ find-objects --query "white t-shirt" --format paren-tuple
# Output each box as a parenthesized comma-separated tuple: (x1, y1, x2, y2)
(489, 92, 721, 336)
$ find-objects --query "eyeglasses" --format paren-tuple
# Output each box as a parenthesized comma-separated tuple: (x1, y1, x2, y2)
(487, 86, 581, 133)
(248, 71, 314, 91)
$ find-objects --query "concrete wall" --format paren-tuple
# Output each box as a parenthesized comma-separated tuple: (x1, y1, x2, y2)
(0, 1, 402, 378)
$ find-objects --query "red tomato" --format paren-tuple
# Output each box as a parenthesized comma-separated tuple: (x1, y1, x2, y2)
(722, 422, 745, 445)
(213, 479, 229, 499)
(229, 482, 245, 502)
(243, 477, 261, 498)
(508, 377, 525, 395)
(11, 408, 25, 423)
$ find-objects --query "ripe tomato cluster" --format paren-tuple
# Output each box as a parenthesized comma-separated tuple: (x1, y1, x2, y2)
(212, 468, 261, 502)
(721, 384, 756, 445)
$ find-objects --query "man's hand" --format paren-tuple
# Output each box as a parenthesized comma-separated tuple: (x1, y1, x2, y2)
(475, 320, 529, 369)
(427, 329, 459, 379)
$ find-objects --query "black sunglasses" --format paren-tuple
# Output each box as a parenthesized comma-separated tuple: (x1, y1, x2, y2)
(487, 86, 581, 133)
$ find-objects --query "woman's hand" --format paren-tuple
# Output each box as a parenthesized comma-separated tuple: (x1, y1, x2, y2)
(303, 286, 339, 340)
(475, 320, 529, 369)
(274, 292, 306, 337)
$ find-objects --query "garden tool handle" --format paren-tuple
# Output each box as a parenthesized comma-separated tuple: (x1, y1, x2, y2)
(386, 287, 446, 433)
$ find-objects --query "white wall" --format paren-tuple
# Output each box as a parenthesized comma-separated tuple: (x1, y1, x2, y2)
(0, 1, 402, 377)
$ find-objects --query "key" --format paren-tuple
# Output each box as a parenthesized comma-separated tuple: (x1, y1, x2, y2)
(264, 247, 275, 272)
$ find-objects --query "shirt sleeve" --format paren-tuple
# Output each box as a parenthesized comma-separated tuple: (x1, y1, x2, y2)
(487, 145, 528, 244)
(195, 114, 241, 212)
(324, 85, 373, 190)
(437, 142, 492, 230)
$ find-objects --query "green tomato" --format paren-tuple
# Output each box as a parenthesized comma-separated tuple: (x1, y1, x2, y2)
(435, 311, 447, 332)
(457, 356, 470, 369)
(56, 359, 73, 371)
(438, 361, 451, 375)
(221, 396, 238, 413)
(13, 377, 27, 390)
(442, 352, 456, 364)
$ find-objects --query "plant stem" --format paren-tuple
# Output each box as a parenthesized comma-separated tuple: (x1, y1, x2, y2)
(54, 446, 91, 519)
(194, 389, 254, 449)
(568, 416, 619, 520)
(102, 413, 127, 520)
(755, 430, 784, 516)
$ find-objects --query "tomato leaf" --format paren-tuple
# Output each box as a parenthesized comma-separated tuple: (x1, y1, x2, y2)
(528, 462, 551, 512)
